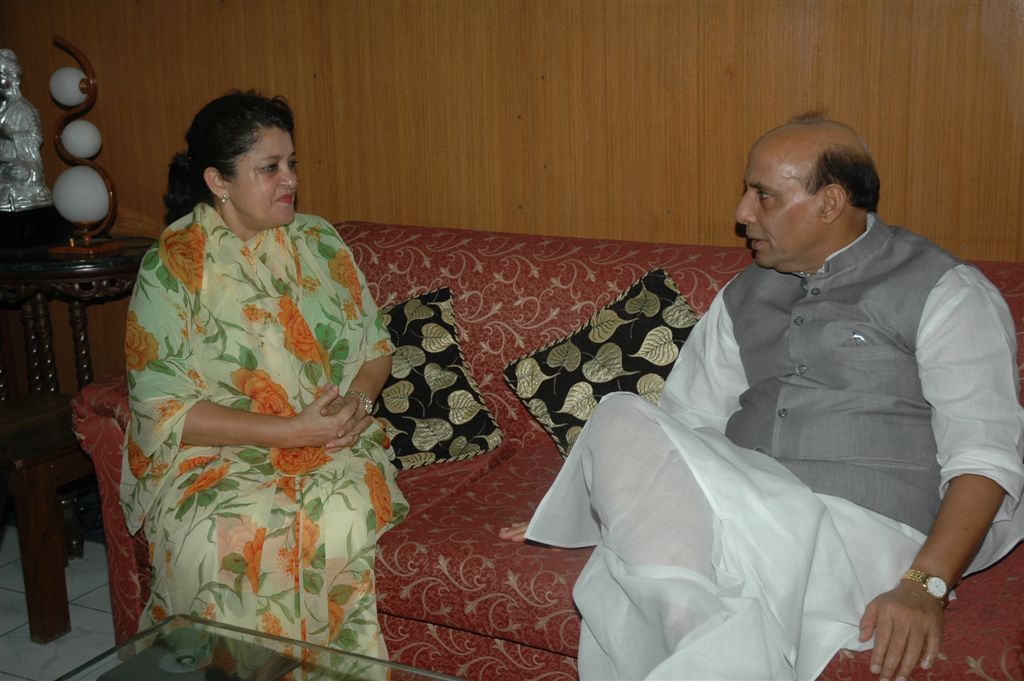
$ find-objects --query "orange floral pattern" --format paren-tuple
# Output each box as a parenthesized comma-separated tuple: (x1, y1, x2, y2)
(154, 399, 184, 432)
(270, 446, 333, 476)
(243, 304, 273, 325)
(186, 369, 208, 391)
(364, 462, 394, 531)
(243, 527, 267, 592)
(124, 208, 404, 666)
(231, 369, 295, 416)
(262, 611, 284, 637)
(328, 248, 363, 311)
(177, 462, 231, 506)
(126, 436, 150, 479)
(301, 276, 319, 293)
(279, 542, 300, 588)
(277, 295, 327, 368)
(277, 476, 298, 502)
(125, 311, 159, 371)
(158, 221, 205, 293)
(295, 511, 320, 568)
(328, 600, 346, 642)
(178, 455, 218, 475)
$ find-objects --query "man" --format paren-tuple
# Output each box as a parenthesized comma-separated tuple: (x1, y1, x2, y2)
(504, 117, 1024, 681)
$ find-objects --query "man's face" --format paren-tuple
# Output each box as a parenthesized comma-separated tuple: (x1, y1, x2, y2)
(735, 130, 833, 274)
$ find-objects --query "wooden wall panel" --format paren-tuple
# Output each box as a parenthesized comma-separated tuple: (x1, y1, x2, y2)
(2, 0, 1022, 393)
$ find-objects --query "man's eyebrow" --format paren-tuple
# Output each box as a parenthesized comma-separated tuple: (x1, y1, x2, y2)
(744, 180, 772, 193)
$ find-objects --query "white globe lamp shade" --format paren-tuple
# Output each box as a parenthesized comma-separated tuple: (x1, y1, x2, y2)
(53, 166, 109, 223)
(61, 119, 103, 158)
(49, 66, 88, 107)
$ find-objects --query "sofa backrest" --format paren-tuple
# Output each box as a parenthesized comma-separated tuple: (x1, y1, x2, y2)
(338, 221, 1024, 450)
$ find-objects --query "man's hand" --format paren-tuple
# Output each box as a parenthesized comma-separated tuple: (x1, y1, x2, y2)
(859, 580, 944, 681)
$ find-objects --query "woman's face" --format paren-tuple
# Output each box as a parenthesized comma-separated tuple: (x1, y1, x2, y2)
(213, 126, 297, 241)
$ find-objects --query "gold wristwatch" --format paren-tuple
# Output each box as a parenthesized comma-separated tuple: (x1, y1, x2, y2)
(901, 568, 949, 607)
(347, 389, 374, 416)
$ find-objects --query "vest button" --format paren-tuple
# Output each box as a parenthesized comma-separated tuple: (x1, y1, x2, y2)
(796, 364, 807, 374)
(810, 288, 821, 296)
(777, 408, 788, 417)
(793, 316, 804, 326)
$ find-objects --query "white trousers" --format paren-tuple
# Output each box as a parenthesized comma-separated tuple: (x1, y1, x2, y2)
(526, 394, 930, 681)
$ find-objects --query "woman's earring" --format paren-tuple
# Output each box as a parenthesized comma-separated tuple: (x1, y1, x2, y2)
(220, 195, 229, 204)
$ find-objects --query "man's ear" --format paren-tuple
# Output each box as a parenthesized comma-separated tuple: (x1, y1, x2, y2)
(204, 167, 227, 199)
(818, 184, 848, 224)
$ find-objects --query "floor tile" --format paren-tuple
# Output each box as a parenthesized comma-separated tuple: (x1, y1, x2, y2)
(0, 526, 20, 567)
(0, 560, 24, 593)
(64, 542, 109, 601)
(0, 587, 28, 636)
(0, 541, 108, 601)
(0, 604, 114, 681)
(71, 583, 112, 614)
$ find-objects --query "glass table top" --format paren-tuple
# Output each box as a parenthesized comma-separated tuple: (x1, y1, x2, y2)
(56, 614, 466, 681)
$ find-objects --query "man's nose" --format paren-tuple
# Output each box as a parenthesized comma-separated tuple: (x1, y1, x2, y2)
(735, 191, 756, 226)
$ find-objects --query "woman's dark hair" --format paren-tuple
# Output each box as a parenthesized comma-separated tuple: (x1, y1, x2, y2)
(164, 91, 294, 224)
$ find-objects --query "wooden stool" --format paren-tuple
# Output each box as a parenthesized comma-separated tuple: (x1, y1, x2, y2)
(0, 394, 96, 642)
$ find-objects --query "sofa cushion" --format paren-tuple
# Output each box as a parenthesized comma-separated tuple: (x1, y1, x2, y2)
(379, 287, 503, 469)
(376, 444, 587, 658)
(503, 269, 698, 456)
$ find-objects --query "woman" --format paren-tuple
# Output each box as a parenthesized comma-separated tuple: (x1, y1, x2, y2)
(121, 92, 408, 664)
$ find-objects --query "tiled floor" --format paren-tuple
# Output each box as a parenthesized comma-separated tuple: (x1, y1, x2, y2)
(0, 523, 115, 680)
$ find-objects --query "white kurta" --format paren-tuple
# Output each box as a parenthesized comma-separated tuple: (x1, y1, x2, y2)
(526, 255, 1024, 680)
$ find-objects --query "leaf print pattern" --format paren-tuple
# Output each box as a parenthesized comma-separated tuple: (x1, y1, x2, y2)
(120, 206, 406, 670)
(375, 288, 503, 469)
(504, 269, 699, 456)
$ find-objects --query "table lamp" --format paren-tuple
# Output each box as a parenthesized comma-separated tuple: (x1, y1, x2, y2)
(47, 36, 121, 256)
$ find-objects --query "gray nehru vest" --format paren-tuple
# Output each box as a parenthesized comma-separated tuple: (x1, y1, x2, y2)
(723, 217, 962, 533)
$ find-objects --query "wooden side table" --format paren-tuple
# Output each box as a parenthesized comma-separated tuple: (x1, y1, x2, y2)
(0, 236, 153, 395)
(0, 394, 94, 642)
(0, 237, 151, 642)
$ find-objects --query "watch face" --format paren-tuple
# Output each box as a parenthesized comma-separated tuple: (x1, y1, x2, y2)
(925, 576, 947, 598)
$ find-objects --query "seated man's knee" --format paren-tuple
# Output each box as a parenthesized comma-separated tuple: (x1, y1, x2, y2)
(586, 393, 658, 441)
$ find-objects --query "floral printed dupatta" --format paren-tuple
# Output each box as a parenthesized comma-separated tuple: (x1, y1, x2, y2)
(119, 204, 407, 663)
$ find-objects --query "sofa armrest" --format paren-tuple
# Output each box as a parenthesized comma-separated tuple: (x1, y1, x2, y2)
(71, 374, 148, 643)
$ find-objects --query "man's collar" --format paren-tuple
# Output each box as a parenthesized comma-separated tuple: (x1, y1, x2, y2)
(795, 214, 875, 277)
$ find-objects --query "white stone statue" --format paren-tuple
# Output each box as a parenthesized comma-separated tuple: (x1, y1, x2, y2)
(0, 48, 53, 212)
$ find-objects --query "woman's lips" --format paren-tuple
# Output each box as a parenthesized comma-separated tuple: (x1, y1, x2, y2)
(278, 194, 294, 204)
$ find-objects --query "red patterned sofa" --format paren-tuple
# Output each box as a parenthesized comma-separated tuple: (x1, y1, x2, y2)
(73, 221, 1024, 680)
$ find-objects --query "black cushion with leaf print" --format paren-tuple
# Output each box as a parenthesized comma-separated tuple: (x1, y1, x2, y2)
(503, 268, 698, 457)
(377, 287, 502, 469)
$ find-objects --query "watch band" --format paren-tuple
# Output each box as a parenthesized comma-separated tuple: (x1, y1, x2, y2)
(346, 389, 374, 416)
(901, 568, 948, 607)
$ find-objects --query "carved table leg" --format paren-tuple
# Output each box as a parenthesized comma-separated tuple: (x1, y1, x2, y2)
(19, 300, 41, 393)
(68, 300, 93, 389)
(29, 292, 58, 394)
